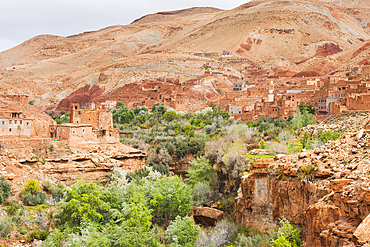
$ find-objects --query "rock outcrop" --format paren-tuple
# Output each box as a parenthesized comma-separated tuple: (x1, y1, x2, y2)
(234, 126, 370, 246)
(192, 206, 225, 226)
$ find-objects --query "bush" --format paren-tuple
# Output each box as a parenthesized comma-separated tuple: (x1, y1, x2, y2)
(192, 182, 214, 206)
(4, 199, 21, 215)
(196, 219, 238, 247)
(175, 138, 189, 159)
(23, 191, 46, 205)
(152, 163, 170, 176)
(300, 132, 309, 149)
(268, 143, 288, 154)
(234, 233, 270, 247)
(277, 130, 293, 143)
(298, 164, 315, 184)
(25, 229, 49, 242)
(318, 131, 342, 144)
(0, 219, 13, 237)
(54, 182, 112, 232)
(188, 136, 205, 155)
(165, 216, 200, 247)
(186, 157, 214, 187)
(270, 218, 302, 247)
(0, 175, 11, 203)
(23, 179, 41, 195)
(149, 175, 193, 223)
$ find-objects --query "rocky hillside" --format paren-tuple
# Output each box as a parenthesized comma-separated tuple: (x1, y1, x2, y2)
(0, 0, 369, 110)
(234, 123, 370, 246)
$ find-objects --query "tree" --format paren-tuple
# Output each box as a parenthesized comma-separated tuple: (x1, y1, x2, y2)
(298, 103, 315, 115)
(112, 102, 135, 124)
(54, 182, 112, 232)
(175, 138, 189, 159)
(163, 110, 179, 122)
(151, 103, 167, 116)
(23, 179, 41, 195)
(165, 216, 200, 247)
(0, 175, 11, 203)
(186, 157, 214, 187)
(149, 175, 193, 223)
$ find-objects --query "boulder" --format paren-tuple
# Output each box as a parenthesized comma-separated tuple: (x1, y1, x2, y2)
(354, 213, 370, 243)
(192, 206, 225, 226)
(355, 129, 365, 140)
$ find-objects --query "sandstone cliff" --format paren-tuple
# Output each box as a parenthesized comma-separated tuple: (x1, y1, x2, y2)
(234, 125, 370, 246)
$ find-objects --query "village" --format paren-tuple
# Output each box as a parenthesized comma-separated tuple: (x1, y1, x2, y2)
(50, 52, 370, 124)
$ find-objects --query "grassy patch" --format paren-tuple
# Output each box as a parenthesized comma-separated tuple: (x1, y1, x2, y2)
(246, 154, 275, 159)
(24, 204, 50, 211)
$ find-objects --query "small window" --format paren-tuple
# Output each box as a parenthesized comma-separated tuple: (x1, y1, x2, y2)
(20, 120, 22, 124)
(26, 122, 29, 125)
(9, 120, 12, 124)
(15, 120, 17, 124)
(9, 129, 11, 132)
(83, 129, 85, 133)
(1, 121, 4, 125)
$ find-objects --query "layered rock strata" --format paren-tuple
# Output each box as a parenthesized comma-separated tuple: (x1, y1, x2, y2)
(235, 126, 370, 246)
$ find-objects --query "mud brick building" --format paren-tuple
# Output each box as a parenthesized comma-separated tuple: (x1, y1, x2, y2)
(50, 103, 119, 145)
(0, 112, 32, 137)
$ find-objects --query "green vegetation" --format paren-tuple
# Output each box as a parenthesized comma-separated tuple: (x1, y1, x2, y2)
(2, 102, 314, 245)
(165, 216, 200, 246)
(0, 175, 11, 203)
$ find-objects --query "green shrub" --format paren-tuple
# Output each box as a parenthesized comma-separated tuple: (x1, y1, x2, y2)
(165, 216, 200, 247)
(186, 157, 214, 187)
(0, 219, 12, 237)
(234, 233, 270, 247)
(188, 136, 205, 155)
(165, 142, 174, 155)
(149, 175, 193, 223)
(42, 181, 64, 201)
(4, 200, 21, 215)
(318, 131, 342, 144)
(300, 132, 309, 149)
(23, 179, 41, 195)
(175, 138, 189, 159)
(298, 164, 315, 184)
(0, 175, 11, 203)
(25, 229, 49, 242)
(19, 228, 28, 235)
(53, 182, 111, 232)
(152, 163, 170, 176)
(22, 191, 46, 205)
(270, 218, 302, 247)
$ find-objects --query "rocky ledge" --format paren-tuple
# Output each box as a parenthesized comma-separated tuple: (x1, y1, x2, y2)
(234, 125, 370, 246)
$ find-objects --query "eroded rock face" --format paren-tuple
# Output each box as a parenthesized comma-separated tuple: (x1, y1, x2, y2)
(234, 128, 370, 246)
(0, 142, 146, 193)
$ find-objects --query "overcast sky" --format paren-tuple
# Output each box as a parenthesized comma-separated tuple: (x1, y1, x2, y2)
(0, 0, 249, 52)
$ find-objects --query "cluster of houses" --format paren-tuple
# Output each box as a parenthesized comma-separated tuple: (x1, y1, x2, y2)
(210, 65, 370, 121)
(0, 95, 119, 147)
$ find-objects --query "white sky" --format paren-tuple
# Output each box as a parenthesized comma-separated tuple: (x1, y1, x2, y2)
(0, 0, 249, 52)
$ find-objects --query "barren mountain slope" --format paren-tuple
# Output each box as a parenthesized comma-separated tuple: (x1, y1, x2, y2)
(0, 0, 369, 110)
